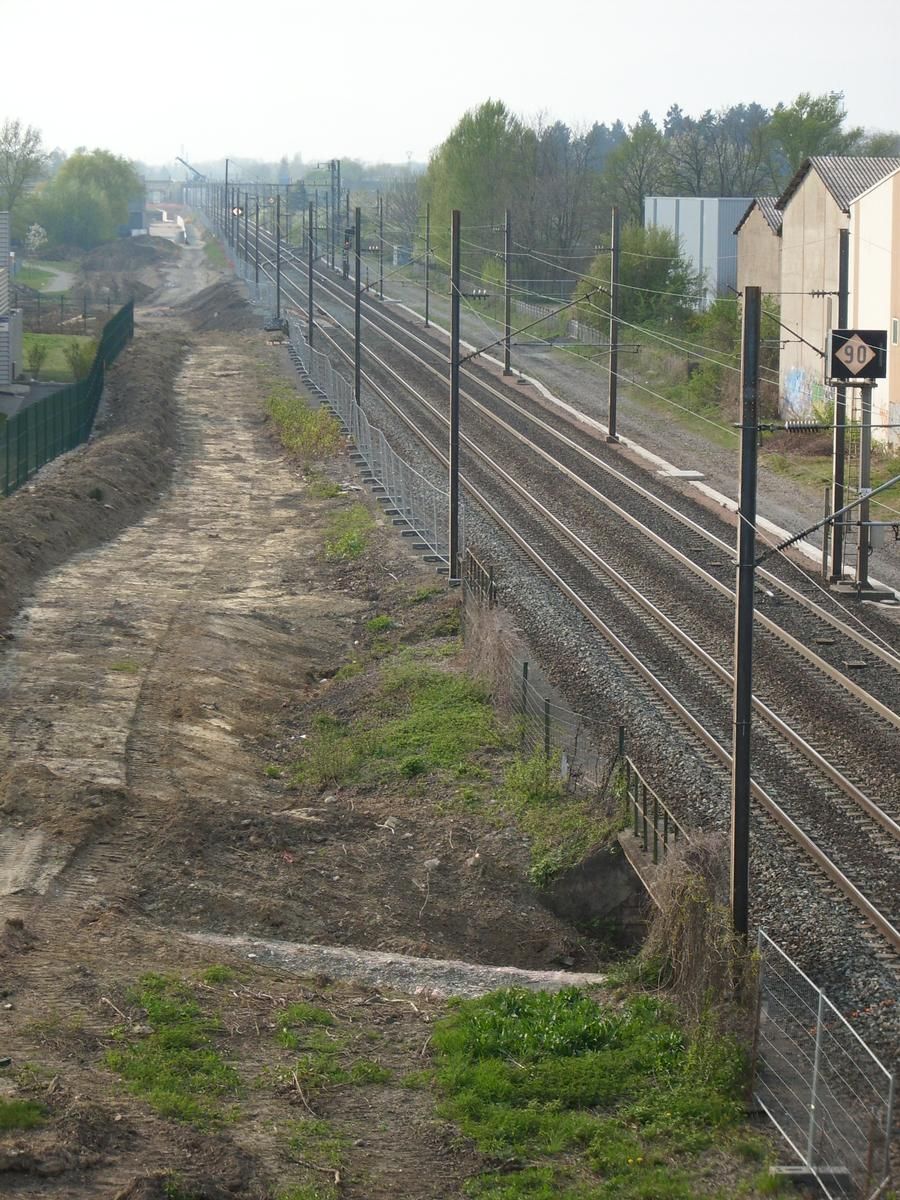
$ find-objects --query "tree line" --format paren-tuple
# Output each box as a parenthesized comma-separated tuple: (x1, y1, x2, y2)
(0, 119, 142, 250)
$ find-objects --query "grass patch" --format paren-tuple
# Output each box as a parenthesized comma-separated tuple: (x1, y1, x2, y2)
(292, 661, 503, 792)
(22, 332, 95, 382)
(109, 660, 140, 674)
(306, 472, 343, 499)
(203, 238, 228, 269)
(434, 988, 752, 1199)
(267, 382, 343, 463)
(365, 614, 393, 633)
(200, 965, 235, 984)
(323, 503, 375, 561)
(105, 973, 240, 1127)
(501, 749, 625, 886)
(0, 1099, 46, 1130)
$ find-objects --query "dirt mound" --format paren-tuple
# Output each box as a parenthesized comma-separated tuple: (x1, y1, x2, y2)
(179, 281, 260, 332)
(0, 330, 187, 634)
(82, 237, 181, 272)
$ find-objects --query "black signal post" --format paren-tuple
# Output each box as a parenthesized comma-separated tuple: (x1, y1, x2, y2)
(730, 285, 761, 939)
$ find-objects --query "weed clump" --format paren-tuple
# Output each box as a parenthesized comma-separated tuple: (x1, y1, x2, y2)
(105, 973, 239, 1126)
(0, 1099, 45, 1130)
(433, 987, 750, 1198)
(267, 382, 343, 463)
(323, 503, 375, 560)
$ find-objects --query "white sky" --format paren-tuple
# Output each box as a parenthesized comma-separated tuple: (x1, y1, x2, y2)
(2, 0, 897, 168)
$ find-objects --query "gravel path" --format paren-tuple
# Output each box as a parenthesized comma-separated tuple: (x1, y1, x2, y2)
(187, 932, 608, 999)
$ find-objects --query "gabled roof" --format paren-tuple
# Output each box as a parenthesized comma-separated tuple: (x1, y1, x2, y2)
(776, 156, 900, 213)
(734, 196, 782, 236)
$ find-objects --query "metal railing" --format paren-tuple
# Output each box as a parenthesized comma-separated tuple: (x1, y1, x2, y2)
(623, 757, 688, 864)
(1, 301, 134, 496)
(287, 317, 457, 567)
(754, 930, 895, 1200)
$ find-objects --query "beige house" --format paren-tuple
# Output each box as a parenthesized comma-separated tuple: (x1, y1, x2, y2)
(771, 157, 900, 431)
(734, 197, 782, 298)
(848, 167, 900, 444)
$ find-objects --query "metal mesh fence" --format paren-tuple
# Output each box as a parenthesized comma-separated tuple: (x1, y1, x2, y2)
(286, 317, 458, 567)
(1, 301, 134, 496)
(754, 930, 895, 1199)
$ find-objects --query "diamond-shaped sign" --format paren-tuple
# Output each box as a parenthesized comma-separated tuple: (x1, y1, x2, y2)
(838, 334, 875, 372)
(829, 329, 887, 381)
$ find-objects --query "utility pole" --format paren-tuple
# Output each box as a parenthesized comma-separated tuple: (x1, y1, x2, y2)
(830, 229, 849, 580)
(275, 194, 282, 320)
(307, 199, 315, 346)
(354, 206, 362, 404)
(424, 203, 431, 329)
(730, 285, 761, 940)
(328, 189, 336, 272)
(607, 205, 621, 442)
(254, 196, 260, 288)
(449, 209, 461, 582)
(379, 192, 384, 300)
(243, 192, 249, 268)
(224, 159, 229, 236)
(336, 159, 341, 267)
(504, 209, 512, 375)
(856, 383, 874, 589)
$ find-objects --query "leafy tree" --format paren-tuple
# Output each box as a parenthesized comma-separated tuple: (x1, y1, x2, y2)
(422, 99, 531, 262)
(26, 339, 49, 378)
(63, 339, 96, 381)
(38, 149, 142, 248)
(575, 223, 702, 329)
(602, 113, 667, 224)
(766, 92, 864, 185)
(0, 119, 45, 214)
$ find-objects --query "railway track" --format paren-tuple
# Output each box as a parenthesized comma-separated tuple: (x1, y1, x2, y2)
(215, 214, 900, 958)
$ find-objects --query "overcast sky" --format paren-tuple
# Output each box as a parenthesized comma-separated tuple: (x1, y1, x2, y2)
(2, 0, 897, 169)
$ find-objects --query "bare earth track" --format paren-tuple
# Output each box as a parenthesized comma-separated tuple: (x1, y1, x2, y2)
(0, 241, 610, 1196)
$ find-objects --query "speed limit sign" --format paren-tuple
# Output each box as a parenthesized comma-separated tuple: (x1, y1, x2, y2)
(829, 329, 887, 381)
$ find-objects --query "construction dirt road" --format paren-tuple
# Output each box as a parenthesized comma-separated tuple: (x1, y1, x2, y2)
(0, 235, 610, 1197)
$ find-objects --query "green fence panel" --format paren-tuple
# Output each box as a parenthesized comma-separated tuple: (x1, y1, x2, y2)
(1, 301, 134, 497)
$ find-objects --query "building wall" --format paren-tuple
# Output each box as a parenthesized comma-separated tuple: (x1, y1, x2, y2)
(778, 172, 846, 416)
(736, 207, 781, 297)
(644, 195, 751, 305)
(850, 173, 900, 447)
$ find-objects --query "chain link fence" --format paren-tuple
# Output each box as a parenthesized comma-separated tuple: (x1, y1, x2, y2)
(754, 930, 895, 1199)
(1, 301, 134, 496)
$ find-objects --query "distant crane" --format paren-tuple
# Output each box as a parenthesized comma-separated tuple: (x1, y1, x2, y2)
(176, 157, 206, 182)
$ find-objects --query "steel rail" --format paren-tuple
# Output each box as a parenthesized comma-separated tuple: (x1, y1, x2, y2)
(257, 228, 900, 680)
(232, 227, 900, 949)
(262, 239, 900, 738)
(268, 261, 900, 853)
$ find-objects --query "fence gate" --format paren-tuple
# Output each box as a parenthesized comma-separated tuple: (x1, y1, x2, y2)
(754, 931, 895, 1199)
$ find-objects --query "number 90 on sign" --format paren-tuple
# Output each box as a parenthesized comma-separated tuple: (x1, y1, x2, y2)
(829, 329, 887, 381)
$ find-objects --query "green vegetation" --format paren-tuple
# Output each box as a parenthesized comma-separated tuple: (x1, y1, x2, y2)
(15, 264, 56, 291)
(0, 1099, 46, 1130)
(306, 472, 343, 499)
(502, 750, 625, 886)
(433, 988, 752, 1199)
(200, 965, 235, 984)
(109, 660, 140, 674)
(22, 332, 95, 382)
(38, 149, 143, 249)
(292, 662, 502, 792)
(323, 503, 375, 561)
(106, 973, 240, 1126)
(204, 238, 228, 269)
(266, 381, 343, 463)
(365, 614, 393, 633)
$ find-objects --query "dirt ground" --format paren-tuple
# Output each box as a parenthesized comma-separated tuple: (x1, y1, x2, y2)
(0, 236, 610, 1196)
